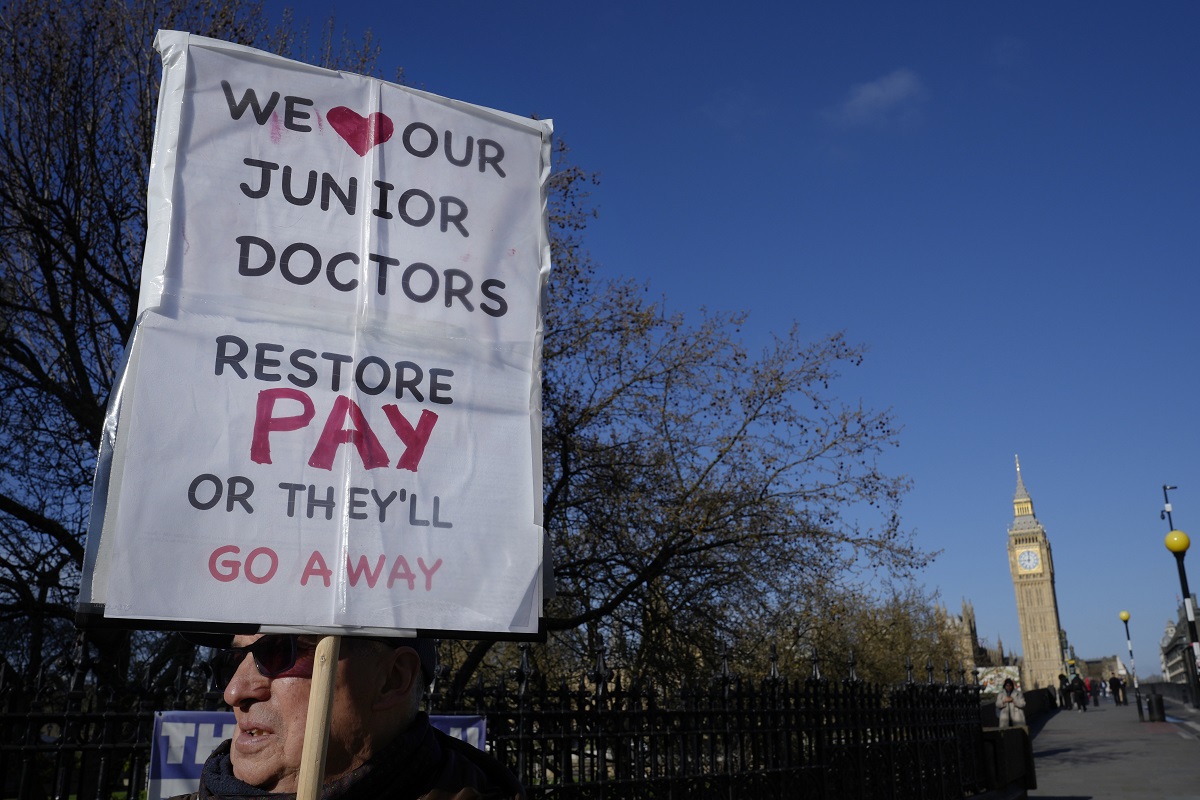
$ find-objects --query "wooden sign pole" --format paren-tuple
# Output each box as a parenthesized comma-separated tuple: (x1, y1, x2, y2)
(296, 635, 340, 800)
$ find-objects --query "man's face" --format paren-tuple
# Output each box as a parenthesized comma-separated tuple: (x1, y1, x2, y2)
(222, 635, 389, 792)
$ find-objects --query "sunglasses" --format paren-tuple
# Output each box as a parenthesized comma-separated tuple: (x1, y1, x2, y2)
(210, 635, 320, 687)
(209, 635, 397, 688)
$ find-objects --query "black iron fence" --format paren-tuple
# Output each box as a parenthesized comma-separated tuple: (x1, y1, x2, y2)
(1, 702, 155, 800)
(1, 649, 988, 800)
(451, 650, 987, 800)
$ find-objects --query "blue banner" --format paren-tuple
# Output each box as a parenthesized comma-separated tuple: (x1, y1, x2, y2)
(149, 710, 487, 800)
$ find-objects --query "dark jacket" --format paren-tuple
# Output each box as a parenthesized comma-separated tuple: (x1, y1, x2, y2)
(171, 712, 523, 800)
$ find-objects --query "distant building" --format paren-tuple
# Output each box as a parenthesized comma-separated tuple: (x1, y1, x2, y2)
(940, 599, 1013, 673)
(940, 599, 981, 672)
(1077, 655, 1122, 681)
(1006, 457, 1068, 690)
(1159, 598, 1198, 684)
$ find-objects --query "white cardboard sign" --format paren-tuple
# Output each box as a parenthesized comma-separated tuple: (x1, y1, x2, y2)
(79, 32, 550, 636)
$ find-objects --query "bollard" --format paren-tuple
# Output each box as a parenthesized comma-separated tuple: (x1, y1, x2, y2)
(1147, 694, 1166, 722)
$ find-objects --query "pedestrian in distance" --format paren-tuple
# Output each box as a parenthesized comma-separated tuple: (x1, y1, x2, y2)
(1108, 674, 1125, 706)
(1070, 674, 1087, 712)
(996, 678, 1027, 728)
(1057, 673, 1071, 709)
(1089, 676, 1100, 707)
(173, 633, 524, 800)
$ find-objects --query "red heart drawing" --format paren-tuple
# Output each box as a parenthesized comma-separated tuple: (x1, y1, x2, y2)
(327, 107, 394, 156)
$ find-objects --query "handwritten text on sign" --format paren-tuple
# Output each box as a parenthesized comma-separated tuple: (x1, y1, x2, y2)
(89, 32, 550, 635)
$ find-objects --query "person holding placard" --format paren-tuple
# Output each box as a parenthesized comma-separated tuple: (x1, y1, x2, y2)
(74, 30, 547, 800)
(173, 633, 523, 800)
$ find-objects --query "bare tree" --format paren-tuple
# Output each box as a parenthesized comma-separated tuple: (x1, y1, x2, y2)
(730, 579, 964, 686)
(443, 145, 929, 692)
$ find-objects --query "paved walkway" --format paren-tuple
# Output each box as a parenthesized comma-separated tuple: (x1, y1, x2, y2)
(1027, 694, 1200, 799)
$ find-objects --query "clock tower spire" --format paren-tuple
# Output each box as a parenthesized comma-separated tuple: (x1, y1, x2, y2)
(1007, 457, 1066, 690)
(1013, 455, 1034, 518)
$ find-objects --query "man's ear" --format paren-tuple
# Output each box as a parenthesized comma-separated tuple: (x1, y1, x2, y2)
(374, 647, 422, 711)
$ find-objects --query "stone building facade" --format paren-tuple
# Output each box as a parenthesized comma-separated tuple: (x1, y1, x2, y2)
(1160, 599, 1198, 684)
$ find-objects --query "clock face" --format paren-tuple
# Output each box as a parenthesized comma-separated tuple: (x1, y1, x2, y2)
(1017, 549, 1041, 571)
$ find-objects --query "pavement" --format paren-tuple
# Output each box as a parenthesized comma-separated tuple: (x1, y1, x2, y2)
(1027, 694, 1200, 800)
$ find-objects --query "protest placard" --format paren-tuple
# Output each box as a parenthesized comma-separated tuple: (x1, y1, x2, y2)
(78, 31, 551, 637)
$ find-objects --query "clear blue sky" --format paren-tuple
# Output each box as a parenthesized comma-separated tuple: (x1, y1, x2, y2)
(260, 1, 1199, 677)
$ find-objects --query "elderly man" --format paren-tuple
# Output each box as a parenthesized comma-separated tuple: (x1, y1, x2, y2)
(178, 633, 523, 800)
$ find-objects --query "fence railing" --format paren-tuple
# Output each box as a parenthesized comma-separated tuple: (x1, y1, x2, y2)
(1, 649, 988, 800)
(444, 652, 987, 800)
(1, 702, 155, 800)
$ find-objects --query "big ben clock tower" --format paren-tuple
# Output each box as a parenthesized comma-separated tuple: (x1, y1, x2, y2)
(1007, 457, 1066, 689)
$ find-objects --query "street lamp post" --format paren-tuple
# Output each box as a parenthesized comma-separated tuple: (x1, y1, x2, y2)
(1118, 610, 1144, 721)
(1164, 529, 1200, 708)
